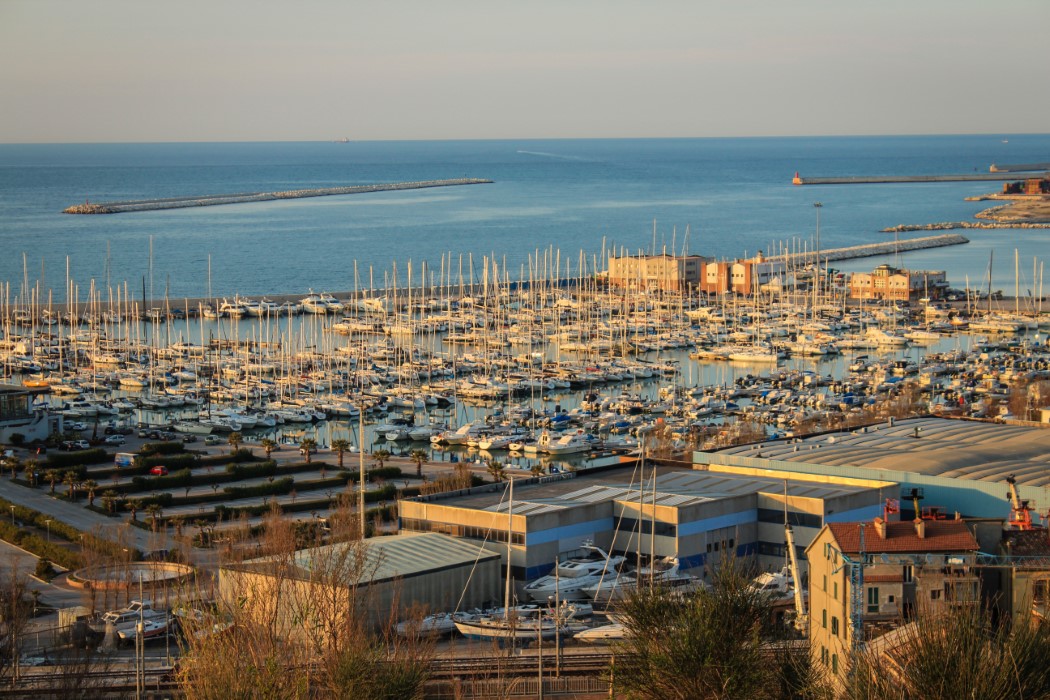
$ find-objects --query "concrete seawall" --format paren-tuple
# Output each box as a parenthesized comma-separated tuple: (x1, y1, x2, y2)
(63, 178, 493, 214)
(767, 233, 968, 264)
(792, 173, 1045, 185)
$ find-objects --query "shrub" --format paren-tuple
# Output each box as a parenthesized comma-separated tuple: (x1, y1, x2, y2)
(45, 449, 107, 470)
(141, 441, 185, 456)
(35, 558, 56, 581)
(368, 466, 403, 481)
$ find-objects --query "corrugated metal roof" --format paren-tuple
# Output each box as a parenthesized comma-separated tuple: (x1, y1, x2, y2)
(272, 532, 500, 583)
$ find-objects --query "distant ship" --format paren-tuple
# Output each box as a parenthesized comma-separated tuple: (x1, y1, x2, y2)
(334, 137, 350, 143)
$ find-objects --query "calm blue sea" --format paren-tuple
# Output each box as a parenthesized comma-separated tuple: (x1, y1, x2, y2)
(1, 135, 1047, 303)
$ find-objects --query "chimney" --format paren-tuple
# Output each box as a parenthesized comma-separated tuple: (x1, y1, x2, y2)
(914, 518, 926, 539)
(873, 517, 887, 539)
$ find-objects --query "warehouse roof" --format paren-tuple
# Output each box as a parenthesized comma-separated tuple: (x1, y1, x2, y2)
(716, 417, 1050, 488)
(420, 464, 882, 516)
(233, 532, 499, 584)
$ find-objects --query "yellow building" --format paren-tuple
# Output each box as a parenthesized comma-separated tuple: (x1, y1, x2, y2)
(805, 516, 979, 681)
(848, 264, 947, 302)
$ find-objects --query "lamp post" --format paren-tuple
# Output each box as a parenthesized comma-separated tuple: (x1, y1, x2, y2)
(9, 505, 14, 526)
(45, 519, 51, 543)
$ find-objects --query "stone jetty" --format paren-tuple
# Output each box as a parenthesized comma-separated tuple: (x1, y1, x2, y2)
(882, 221, 1050, 233)
(63, 178, 493, 214)
(767, 233, 968, 264)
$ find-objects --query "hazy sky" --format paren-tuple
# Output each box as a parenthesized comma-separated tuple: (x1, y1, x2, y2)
(2, 0, 1047, 143)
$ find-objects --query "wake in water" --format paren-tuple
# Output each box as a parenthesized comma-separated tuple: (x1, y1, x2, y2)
(517, 150, 591, 161)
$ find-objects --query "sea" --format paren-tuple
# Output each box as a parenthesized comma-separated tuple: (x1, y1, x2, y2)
(1, 134, 1048, 304)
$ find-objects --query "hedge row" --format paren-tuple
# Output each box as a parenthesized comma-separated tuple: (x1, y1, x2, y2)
(224, 477, 294, 500)
(45, 448, 109, 470)
(0, 496, 140, 565)
(0, 522, 82, 570)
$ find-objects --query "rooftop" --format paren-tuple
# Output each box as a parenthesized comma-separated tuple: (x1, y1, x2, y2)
(419, 465, 883, 515)
(715, 417, 1050, 489)
(827, 519, 979, 555)
(231, 532, 499, 583)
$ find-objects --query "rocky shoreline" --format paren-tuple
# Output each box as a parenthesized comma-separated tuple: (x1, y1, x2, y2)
(883, 193, 1050, 233)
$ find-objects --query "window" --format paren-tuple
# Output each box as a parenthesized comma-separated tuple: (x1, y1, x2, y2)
(823, 575, 827, 592)
(903, 565, 914, 583)
(728, 538, 734, 550)
(714, 542, 719, 552)
(931, 589, 942, 601)
(867, 587, 880, 613)
(831, 617, 839, 637)
(706, 543, 712, 553)
(888, 595, 895, 604)
(833, 582, 838, 600)
(832, 654, 838, 674)
(822, 609, 827, 629)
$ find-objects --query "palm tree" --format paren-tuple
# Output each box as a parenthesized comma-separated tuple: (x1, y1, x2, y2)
(486, 459, 506, 482)
(4, 455, 19, 480)
(62, 470, 79, 501)
(145, 504, 163, 533)
(409, 448, 428, 478)
(260, 437, 277, 461)
(44, 469, 60, 495)
(127, 498, 143, 522)
(101, 489, 118, 514)
(82, 479, 99, 507)
(170, 516, 184, 539)
(23, 463, 37, 487)
(299, 437, 317, 464)
(227, 431, 243, 455)
(530, 463, 545, 478)
(371, 448, 391, 471)
(331, 439, 350, 468)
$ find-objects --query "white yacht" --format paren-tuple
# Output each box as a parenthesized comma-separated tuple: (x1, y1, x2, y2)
(522, 543, 625, 602)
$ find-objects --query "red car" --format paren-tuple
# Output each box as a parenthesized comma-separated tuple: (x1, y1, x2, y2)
(149, 466, 168, 476)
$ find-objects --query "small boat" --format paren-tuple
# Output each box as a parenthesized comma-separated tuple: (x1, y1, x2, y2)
(523, 542, 625, 602)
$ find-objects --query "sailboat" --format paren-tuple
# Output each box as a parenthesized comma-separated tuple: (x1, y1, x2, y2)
(454, 478, 570, 642)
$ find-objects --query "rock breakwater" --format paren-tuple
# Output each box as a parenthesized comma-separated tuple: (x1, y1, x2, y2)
(63, 178, 493, 214)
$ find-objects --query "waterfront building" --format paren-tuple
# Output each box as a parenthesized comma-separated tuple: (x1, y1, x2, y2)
(606, 253, 707, 292)
(848, 263, 948, 302)
(806, 516, 980, 681)
(398, 465, 890, 583)
(697, 252, 790, 296)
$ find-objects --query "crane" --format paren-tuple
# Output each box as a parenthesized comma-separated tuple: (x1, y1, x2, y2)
(784, 522, 808, 634)
(1006, 474, 1035, 530)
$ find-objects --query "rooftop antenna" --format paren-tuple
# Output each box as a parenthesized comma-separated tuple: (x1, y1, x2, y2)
(908, 487, 925, 519)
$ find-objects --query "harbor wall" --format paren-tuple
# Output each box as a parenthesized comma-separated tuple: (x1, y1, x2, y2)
(63, 178, 493, 214)
(765, 233, 968, 265)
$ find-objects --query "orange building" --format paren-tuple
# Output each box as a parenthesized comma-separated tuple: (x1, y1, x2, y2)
(606, 254, 707, 292)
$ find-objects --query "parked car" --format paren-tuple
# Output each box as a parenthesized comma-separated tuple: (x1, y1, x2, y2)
(68, 422, 87, 431)
(181, 435, 198, 443)
(149, 466, 168, 476)
(104, 435, 126, 446)
(61, 440, 90, 451)
(204, 435, 222, 445)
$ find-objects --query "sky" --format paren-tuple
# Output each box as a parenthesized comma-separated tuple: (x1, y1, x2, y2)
(1, 0, 1047, 143)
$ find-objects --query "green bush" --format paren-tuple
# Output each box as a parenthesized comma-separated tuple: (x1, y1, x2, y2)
(368, 466, 403, 481)
(130, 468, 194, 492)
(141, 441, 185, 456)
(199, 448, 257, 467)
(225, 461, 278, 479)
(45, 448, 107, 469)
(224, 477, 294, 499)
(35, 558, 56, 581)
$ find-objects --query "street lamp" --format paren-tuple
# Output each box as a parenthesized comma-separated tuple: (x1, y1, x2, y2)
(9, 505, 14, 526)
(45, 518, 51, 543)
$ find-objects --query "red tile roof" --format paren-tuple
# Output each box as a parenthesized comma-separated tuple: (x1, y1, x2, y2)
(827, 520, 978, 554)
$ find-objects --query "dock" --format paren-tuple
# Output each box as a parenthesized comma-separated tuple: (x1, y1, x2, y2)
(767, 233, 968, 265)
(791, 172, 1046, 186)
(63, 178, 493, 214)
(989, 162, 1050, 173)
